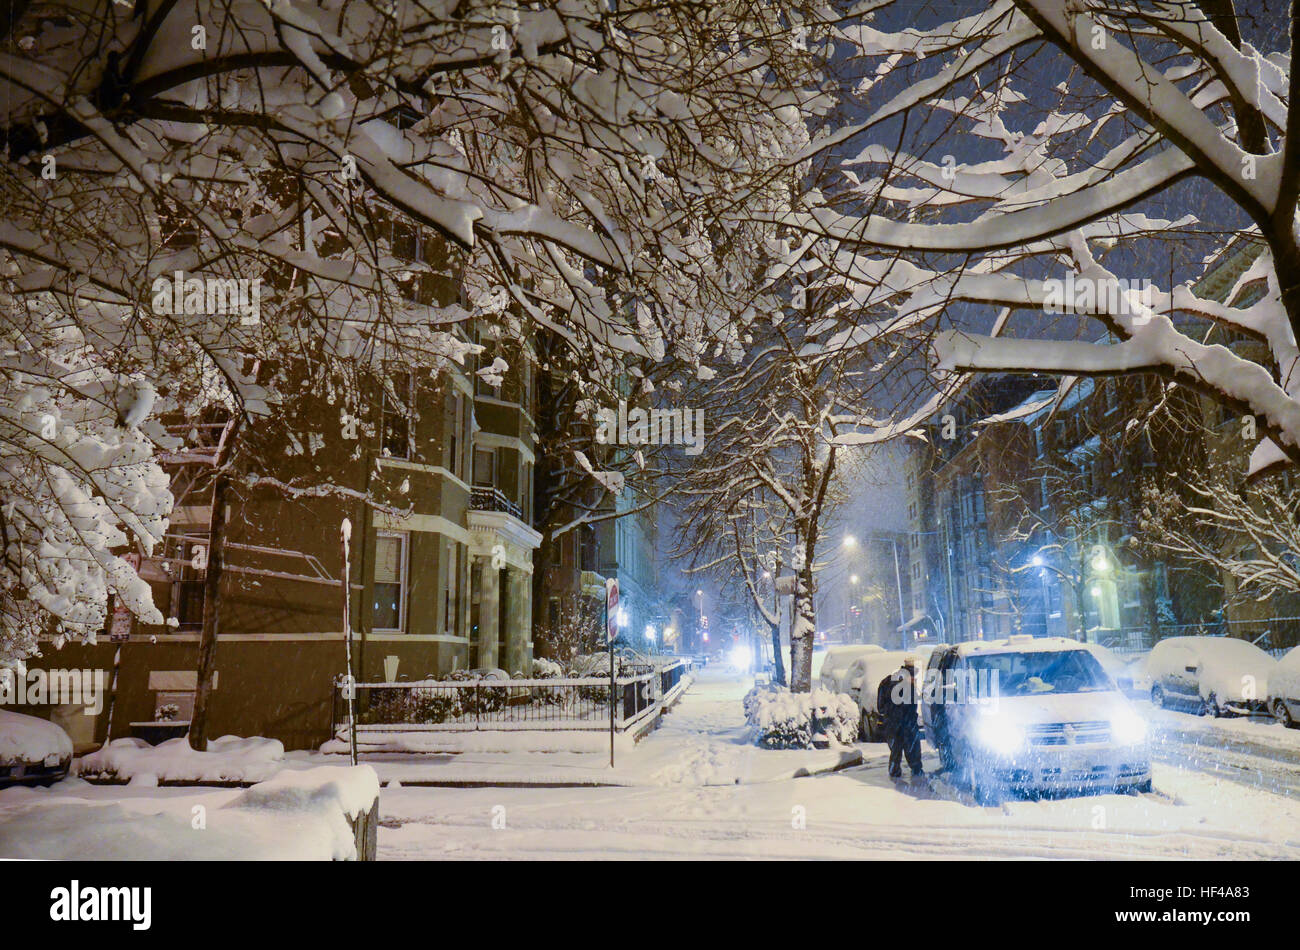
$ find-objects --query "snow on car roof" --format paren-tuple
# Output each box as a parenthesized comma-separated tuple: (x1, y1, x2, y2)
(821, 644, 885, 666)
(853, 650, 923, 679)
(1155, 635, 1275, 661)
(951, 636, 1093, 658)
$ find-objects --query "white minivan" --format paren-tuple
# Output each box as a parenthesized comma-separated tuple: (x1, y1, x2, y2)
(922, 636, 1151, 802)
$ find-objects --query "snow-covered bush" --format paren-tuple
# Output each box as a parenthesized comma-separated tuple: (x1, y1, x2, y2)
(743, 682, 784, 721)
(745, 686, 859, 750)
(528, 658, 569, 706)
(360, 686, 458, 725)
(532, 657, 564, 679)
(443, 670, 505, 714)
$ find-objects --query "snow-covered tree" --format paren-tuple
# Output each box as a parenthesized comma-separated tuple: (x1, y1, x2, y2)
(0, 335, 171, 672)
(673, 294, 901, 691)
(1141, 471, 1300, 605)
(774, 0, 1300, 480)
(0, 2, 824, 705)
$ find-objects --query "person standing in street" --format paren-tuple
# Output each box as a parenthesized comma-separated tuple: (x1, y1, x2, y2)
(877, 658, 924, 780)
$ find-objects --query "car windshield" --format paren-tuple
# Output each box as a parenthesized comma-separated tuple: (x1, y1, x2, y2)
(964, 650, 1112, 696)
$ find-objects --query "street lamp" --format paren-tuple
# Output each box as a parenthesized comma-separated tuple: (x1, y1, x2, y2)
(843, 535, 857, 549)
(1090, 545, 1112, 574)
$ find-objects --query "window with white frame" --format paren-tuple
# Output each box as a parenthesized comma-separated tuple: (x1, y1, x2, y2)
(372, 532, 408, 631)
(441, 539, 460, 636)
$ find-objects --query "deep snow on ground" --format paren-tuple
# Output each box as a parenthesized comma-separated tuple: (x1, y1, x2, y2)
(374, 667, 1300, 860)
(0, 766, 378, 860)
(4, 664, 1300, 860)
(76, 735, 286, 784)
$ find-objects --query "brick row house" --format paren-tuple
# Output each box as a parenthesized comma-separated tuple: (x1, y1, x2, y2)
(903, 368, 1214, 649)
(32, 222, 547, 750)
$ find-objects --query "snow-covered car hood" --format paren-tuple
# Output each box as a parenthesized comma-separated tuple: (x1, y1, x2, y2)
(0, 709, 74, 764)
(1199, 664, 1271, 702)
(982, 690, 1133, 725)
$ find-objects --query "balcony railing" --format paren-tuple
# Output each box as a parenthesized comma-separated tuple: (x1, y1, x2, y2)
(470, 485, 521, 519)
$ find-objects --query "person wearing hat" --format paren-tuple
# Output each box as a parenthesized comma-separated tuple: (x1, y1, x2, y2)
(877, 658, 924, 780)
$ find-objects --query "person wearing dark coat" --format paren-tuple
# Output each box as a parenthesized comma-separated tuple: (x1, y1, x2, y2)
(877, 659, 923, 779)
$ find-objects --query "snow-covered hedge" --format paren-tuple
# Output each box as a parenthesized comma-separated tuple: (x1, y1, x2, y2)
(744, 685, 858, 750)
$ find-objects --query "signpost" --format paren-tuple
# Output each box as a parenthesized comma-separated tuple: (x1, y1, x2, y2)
(605, 577, 620, 768)
(341, 519, 357, 767)
(108, 553, 141, 641)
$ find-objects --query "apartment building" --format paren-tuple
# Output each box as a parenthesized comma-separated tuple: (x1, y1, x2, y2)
(28, 218, 544, 748)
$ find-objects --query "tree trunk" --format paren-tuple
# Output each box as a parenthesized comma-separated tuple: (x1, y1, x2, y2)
(188, 418, 242, 751)
(789, 565, 817, 692)
(771, 556, 787, 686)
(768, 617, 786, 687)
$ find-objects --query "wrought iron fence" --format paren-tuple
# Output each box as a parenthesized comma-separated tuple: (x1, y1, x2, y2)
(1099, 618, 1300, 656)
(331, 660, 692, 736)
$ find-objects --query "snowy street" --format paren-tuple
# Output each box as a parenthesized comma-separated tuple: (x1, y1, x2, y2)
(3, 666, 1300, 861)
(372, 667, 1300, 860)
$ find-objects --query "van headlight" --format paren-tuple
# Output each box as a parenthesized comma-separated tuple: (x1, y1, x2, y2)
(973, 714, 1023, 755)
(1110, 709, 1147, 745)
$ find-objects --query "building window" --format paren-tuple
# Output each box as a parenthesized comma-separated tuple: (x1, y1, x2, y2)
(441, 539, 460, 636)
(473, 447, 496, 487)
(382, 375, 413, 459)
(444, 391, 465, 479)
(169, 531, 208, 630)
(523, 461, 533, 523)
(475, 330, 501, 398)
(373, 532, 407, 631)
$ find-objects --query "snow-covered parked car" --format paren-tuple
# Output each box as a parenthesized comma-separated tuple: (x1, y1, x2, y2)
(922, 636, 1151, 801)
(1081, 644, 1150, 699)
(1148, 636, 1277, 717)
(0, 709, 74, 787)
(1268, 646, 1300, 728)
(852, 650, 925, 741)
(816, 644, 885, 693)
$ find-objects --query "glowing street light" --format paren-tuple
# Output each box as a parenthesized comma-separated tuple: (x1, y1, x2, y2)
(843, 535, 857, 549)
(645, 624, 657, 642)
(850, 574, 859, 585)
(1091, 546, 1112, 573)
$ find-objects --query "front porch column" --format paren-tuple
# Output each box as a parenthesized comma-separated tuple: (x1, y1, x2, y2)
(476, 556, 500, 669)
(503, 568, 530, 674)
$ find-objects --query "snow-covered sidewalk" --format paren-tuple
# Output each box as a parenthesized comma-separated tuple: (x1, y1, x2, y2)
(61, 668, 858, 789)
(293, 666, 859, 787)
